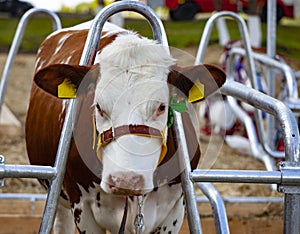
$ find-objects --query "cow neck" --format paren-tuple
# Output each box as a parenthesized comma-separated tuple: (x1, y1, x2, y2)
(118, 196, 144, 233)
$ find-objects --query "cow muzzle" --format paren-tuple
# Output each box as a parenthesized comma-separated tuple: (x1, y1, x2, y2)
(105, 171, 145, 196)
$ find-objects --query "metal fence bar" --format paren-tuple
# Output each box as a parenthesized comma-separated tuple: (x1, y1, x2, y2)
(0, 8, 62, 111)
(0, 193, 285, 204)
(39, 99, 76, 233)
(229, 47, 298, 99)
(0, 193, 47, 200)
(195, 11, 257, 89)
(0, 9, 63, 234)
(80, 0, 169, 67)
(173, 111, 202, 234)
(266, 0, 278, 151)
(197, 183, 229, 234)
(221, 80, 300, 162)
(0, 164, 56, 180)
(194, 11, 274, 167)
(193, 170, 282, 184)
(227, 47, 300, 160)
(221, 80, 300, 234)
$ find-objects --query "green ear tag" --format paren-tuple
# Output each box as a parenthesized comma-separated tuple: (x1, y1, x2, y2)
(170, 96, 187, 112)
(167, 108, 174, 128)
(167, 97, 187, 128)
(58, 78, 77, 98)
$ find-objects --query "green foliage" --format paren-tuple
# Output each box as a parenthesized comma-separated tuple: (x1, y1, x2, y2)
(61, 5, 73, 13)
(0, 16, 300, 60)
(75, 3, 94, 13)
(0, 16, 93, 53)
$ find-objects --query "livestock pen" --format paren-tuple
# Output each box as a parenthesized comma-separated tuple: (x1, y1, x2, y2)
(0, 2, 300, 233)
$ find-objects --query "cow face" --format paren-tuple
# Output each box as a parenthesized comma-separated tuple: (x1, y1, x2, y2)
(33, 33, 226, 196)
(93, 34, 174, 195)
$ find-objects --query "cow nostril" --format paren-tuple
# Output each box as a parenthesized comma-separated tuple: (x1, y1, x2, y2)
(131, 175, 141, 184)
(111, 175, 121, 184)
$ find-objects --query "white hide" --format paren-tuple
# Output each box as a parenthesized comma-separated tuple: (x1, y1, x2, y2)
(74, 183, 184, 233)
(93, 32, 175, 194)
(54, 197, 76, 234)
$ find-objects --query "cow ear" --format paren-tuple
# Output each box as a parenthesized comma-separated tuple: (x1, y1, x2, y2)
(34, 64, 97, 98)
(168, 64, 226, 103)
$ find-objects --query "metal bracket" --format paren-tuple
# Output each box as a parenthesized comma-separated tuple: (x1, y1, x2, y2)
(278, 161, 300, 194)
(0, 155, 5, 187)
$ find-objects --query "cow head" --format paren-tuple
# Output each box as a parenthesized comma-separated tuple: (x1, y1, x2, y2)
(33, 33, 226, 196)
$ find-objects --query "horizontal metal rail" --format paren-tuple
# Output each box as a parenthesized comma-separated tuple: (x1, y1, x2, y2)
(0, 165, 56, 180)
(197, 196, 283, 203)
(192, 170, 281, 184)
(0, 192, 284, 204)
(192, 169, 300, 186)
(0, 193, 47, 200)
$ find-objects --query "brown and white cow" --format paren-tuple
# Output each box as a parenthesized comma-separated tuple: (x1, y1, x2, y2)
(25, 21, 226, 233)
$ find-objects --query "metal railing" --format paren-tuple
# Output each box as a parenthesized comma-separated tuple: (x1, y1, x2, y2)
(0, 8, 62, 111)
(1, 4, 300, 234)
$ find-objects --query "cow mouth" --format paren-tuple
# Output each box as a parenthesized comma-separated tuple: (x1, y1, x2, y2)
(109, 185, 143, 196)
(101, 173, 146, 196)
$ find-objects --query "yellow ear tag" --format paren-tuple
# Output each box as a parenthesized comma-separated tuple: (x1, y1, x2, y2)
(58, 78, 77, 98)
(188, 80, 205, 103)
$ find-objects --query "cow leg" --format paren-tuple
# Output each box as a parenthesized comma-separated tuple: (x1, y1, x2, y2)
(53, 197, 75, 234)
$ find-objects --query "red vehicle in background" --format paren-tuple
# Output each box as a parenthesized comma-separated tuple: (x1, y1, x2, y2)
(165, 0, 294, 22)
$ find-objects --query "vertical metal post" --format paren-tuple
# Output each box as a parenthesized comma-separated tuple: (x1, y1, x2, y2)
(266, 0, 277, 150)
(0, 8, 62, 111)
(173, 111, 202, 234)
(39, 99, 75, 233)
(265, 2, 300, 232)
(284, 193, 300, 234)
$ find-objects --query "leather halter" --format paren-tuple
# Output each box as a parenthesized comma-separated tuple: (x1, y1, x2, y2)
(95, 122, 168, 165)
(99, 125, 162, 146)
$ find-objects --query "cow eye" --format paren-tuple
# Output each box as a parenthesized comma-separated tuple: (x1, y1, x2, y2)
(156, 103, 166, 116)
(96, 103, 104, 117)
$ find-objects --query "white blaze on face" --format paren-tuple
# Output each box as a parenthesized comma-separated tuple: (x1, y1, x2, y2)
(93, 32, 175, 194)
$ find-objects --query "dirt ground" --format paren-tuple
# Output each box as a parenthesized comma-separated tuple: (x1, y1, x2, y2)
(1, 45, 300, 216)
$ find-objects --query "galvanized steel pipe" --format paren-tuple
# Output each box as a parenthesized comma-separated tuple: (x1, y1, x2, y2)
(173, 111, 203, 234)
(221, 80, 300, 163)
(193, 170, 283, 184)
(0, 8, 62, 111)
(221, 80, 300, 234)
(0, 165, 56, 179)
(197, 183, 229, 234)
(229, 47, 298, 99)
